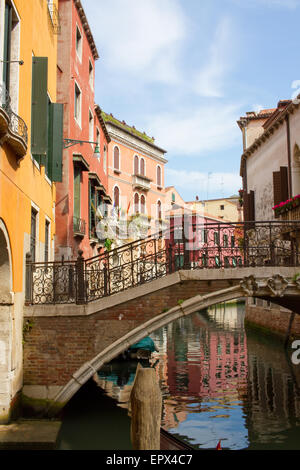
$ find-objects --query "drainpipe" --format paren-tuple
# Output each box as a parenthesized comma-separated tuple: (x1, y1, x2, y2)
(285, 114, 293, 198)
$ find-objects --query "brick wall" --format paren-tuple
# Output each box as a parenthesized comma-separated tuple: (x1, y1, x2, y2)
(23, 279, 238, 386)
(245, 302, 300, 338)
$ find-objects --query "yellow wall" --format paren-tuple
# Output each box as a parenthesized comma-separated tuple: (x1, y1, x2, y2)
(0, 0, 58, 292)
(189, 199, 241, 222)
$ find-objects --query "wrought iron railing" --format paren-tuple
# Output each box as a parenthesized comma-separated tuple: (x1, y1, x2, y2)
(73, 216, 86, 236)
(0, 83, 28, 145)
(47, 2, 61, 34)
(26, 220, 300, 305)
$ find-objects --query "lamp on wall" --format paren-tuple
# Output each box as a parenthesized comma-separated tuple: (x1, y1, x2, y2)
(0, 59, 24, 65)
(63, 138, 100, 157)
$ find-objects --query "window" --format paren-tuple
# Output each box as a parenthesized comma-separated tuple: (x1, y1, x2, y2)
(214, 231, 219, 245)
(3, 1, 20, 108)
(224, 256, 230, 268)
(232, 257, 237, 267)
(157, 200, 162, 219)
(231, 235, 235, 248)
(202, 229, 208, 243)
(30, 208, 38, 262)
(89, 181, 98, 239)
(215, 256, 220, 267)
(202, 253, 208, 267)
(134, 193, 139, 214)
(89, 60, 94, 89)
(134, 155, 139, 175)
(89, 109, 93, 143)
(114, 186, 120, 208)
(103, 145, 107, 174)
(74, 166, 81, 220)
(31, 57, 48, 164)
(76, 25, 82, 60)
(220, 205, 224, 210)
(74, 82, 81, 124)
(223, 234, 228, 247)
(157, 165, 162, 187)
(141, 195, 146, 214)
(140, 158, 145, 176)
(172, 193, 175, 203)
(45, 220, 50, 262)
(114, 146, 120, 171)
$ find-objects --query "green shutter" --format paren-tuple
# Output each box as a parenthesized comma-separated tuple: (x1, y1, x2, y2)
(31, 57, 48, 162)
(47, 103, 63, 182)
(74, 166, 81, 219)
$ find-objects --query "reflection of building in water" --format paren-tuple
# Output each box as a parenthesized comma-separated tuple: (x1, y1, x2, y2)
(245, 333, 300, 444)
(207, 301, 245, 330)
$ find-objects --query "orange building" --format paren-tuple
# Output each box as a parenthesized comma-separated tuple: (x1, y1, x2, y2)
(0, 0, 62, 422)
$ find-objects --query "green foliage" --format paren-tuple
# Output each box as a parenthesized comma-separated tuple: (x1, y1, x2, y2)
(162, 308, 169, 313)
(23, 318, 34, 343)
(177, 299, 184, 305)
(104, 238, 113, 251)
(292, 272, 300, 282)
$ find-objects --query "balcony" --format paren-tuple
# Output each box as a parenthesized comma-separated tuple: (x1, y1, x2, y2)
(73, 216, 86, 237)
(0, 84, 28, 159)
(47, 2, 61, 34)
(132, 174, 152, 191)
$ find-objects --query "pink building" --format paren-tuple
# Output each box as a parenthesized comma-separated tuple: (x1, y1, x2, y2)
(100, 111, 168, 243)
(55, 0, 111, 260)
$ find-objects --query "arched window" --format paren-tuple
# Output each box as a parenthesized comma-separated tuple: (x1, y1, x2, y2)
(114, 186, 120, 208)
(157, 200, 162, 219)
(134, 193, 140, 214)
(134, 155, 139, 175)
(114, 146, 120, 171)
(157, 165, 162, 187)
(141, 194, 146, 214)
(140, 158, 145, 176)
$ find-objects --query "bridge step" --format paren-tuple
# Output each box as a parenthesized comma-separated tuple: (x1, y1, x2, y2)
(0, 420, 61, 450)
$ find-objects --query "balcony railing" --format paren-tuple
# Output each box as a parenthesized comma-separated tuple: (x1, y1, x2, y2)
(132, 174, 151, 191)
(73, 216, 86, 237)
(26, 220, 300, 305)
(0, 83, 28, 156)
(47, 2, 61, 34)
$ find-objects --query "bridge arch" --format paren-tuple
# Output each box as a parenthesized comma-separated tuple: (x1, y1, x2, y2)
(0, 218, 13, 303)
(49, 285, 244, 414)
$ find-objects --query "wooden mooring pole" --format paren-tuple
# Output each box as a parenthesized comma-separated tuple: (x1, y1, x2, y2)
(130, 363, 162, 450)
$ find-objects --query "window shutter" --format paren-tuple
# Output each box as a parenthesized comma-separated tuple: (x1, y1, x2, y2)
(243, 191, 249, 221)
(31, 57, 48, 162)
(48, 103, 63, 182)
(249, 190, 255, 221)
(273, 171, 281, 206)
(280, 166, 289, 202)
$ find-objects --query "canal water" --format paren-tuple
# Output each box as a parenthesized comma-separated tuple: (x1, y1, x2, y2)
(57, 301, 300, 450)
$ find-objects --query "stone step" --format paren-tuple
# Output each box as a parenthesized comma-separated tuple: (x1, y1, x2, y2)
(0, 420, 61, 450)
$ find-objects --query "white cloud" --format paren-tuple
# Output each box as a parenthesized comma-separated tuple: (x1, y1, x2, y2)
(165, 169, 242, 199)
(146, 103, 241, 156)
(81, 0, 186, 84)
(193, 17, 235, 98)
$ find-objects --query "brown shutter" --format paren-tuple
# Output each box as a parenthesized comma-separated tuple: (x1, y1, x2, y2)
(243, 191, 249, 221)
(280, 166, 289, 202)
(249, 190, 255, 224)
(273, 171, 281, 206)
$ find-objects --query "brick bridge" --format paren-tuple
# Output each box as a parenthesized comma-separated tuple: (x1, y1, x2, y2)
(23, 220, 300, 416)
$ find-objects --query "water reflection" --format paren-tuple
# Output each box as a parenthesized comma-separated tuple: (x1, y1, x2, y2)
(94, 301, 300, 450)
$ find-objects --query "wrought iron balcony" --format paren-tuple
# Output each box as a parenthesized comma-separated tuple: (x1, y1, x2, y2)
(73, 216, 86, 237)
(47, 2, 61, 34)
(0, 83, 28, 158)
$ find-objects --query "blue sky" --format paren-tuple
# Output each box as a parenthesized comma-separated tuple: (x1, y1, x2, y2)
(81, 0, 300, 201)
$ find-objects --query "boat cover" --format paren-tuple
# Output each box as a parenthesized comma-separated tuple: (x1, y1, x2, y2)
(129, 336, 158, 352)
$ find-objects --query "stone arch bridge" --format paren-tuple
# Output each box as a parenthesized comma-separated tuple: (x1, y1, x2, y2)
(23, 220, 300, 416)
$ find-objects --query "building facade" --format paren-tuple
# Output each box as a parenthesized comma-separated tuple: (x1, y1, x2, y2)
(0, 0, 62, 422)
(237, 99, 300, 338)
(55, 0, 111, 260)
(101, 111, 168, 244)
